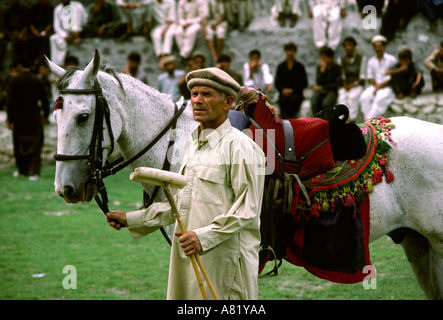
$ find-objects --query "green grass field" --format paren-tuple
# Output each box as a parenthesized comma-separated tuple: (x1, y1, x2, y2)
(0, 165, 425, 300)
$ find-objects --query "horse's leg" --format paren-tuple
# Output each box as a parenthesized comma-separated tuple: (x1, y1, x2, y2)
(399, 229, 443, 300)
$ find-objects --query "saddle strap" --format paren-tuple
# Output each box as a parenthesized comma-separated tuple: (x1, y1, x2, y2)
(282, 120, 297, 162)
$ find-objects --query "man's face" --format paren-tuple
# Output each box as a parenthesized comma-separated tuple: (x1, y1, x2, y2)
(284, 49, 296, 60)
(343, 41, 355, 56)
(190, 86, 231, 130)
(373, 41, 386, 56)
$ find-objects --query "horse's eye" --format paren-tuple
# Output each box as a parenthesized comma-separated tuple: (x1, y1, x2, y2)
(76, 114, 89, 125)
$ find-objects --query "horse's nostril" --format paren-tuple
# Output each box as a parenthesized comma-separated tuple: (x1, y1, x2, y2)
(63, 185, 76, 199)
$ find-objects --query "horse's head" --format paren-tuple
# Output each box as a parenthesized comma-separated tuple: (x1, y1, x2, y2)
(47, 50, 121, 203)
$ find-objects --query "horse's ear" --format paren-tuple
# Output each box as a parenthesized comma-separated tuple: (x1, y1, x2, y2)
(82, 49, 100, 85)
(45, 55, 66, 80)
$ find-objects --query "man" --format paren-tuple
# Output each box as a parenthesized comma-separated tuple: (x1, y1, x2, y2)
(387, 48, 424, 99)
(106, 67, 266, 300)
(203, 0, 227, 63)
(337, 36, 366, 122)
(215, 53, 243, 86)
(275, 42, 308, 119)
(243, 49, 273, 95)
(82, 0, 123, 38)
(7, 56, 49, 180)
(123, 51, 148, 84)
(115, 0, 150, 37)
(157, 55, 185, 102)
(50, 0, 88, 66)
(175, 0, 207, 61)
(150, 0, 176, 60)
(424, 42, 443, 92)
(310, 46, 342, 115)
(275, 0, 301, 27)
(308, 0, 347, 51)
(359, 35, 397, 121)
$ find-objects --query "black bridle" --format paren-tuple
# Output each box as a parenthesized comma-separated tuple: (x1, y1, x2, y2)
(54, 78, 186, 243)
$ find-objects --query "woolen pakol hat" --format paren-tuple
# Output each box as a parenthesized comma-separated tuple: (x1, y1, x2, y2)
(186, 67, 241, 99)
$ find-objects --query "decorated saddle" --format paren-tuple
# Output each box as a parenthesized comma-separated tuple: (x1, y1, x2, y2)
(247, 95, 396, 284)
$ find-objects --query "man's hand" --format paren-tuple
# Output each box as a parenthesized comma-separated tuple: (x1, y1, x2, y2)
(106, 210, 127, 230)
(175, 231, 202, 256)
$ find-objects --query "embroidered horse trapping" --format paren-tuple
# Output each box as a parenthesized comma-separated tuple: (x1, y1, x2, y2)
(259, 117, 395, 284)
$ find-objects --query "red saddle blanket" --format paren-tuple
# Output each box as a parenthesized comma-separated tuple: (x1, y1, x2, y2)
(259, 117, 395, 284)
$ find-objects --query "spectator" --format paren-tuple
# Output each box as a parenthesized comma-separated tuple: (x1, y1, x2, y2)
(275, 42, 308, 119)
(157, 55, 185, 103)
(175, 0, 207, 62)
(337, 36, 366, 122)
(275, 0, 301, 27)
(223, 0, 254, 31)
(424, 42, 443, 92)
(82, 0, 124, 38)
(418, 0, 443, 32)
(3, 0, 28, 62)
(243, 49, 273, 94)
(310, 46, 341, 115)
(178, 51, 207, 100)
(150, 0, 177, 60)
(7, 55, 49, 181)
(116, 0, 150, 37)
(359, 35, 397, 121)
(203, 0, 227, 63)
(387, 48, 424, 99)
(37, 59, 53, 109)
(215, 53, 243, 86)
(379, 0, 417, 41)
(26, 0, 53, 68)
(123, 52, 149, 85)
(50, 0, 88, 66)
(308, 0, 347, 51)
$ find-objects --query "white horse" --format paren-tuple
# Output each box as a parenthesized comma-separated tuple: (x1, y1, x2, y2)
(47, 51, 443, 299)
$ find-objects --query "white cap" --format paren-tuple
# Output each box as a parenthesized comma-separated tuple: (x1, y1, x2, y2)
(371, 35, 387, 44)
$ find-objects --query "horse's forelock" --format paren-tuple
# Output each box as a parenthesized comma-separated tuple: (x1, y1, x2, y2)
(55, 67, 82, 91)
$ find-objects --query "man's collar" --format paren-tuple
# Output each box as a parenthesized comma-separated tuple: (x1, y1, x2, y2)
(192, 118, 232, 149)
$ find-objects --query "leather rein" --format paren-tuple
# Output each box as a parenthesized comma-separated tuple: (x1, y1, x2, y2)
(53, 79, 185, 242)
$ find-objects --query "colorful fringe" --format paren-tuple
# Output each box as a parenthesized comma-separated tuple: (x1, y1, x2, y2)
(293, 117, 396, 221)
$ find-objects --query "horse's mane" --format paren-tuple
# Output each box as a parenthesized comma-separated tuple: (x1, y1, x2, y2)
(55, 65, 124, 92)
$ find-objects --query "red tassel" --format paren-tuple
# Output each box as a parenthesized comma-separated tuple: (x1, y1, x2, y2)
(310, 204, 320, 218)
(385, 168, 394, 183)
(372, 168, 383, 184)
(346, 194, 355, 207)
(274, 115, 282, 125)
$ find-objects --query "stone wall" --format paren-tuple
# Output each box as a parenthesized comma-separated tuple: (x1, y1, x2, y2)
(1, 1, 443, 169)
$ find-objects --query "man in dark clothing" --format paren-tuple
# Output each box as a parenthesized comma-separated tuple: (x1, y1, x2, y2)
(82, 0, 124, 38)
(7, 56, 49, 180)
(275, 42, 308, 119)
(310, 46, 342, 115)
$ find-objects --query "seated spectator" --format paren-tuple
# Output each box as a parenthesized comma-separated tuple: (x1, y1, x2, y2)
(337, 36, 366, 122)
(424, 42, 443, 92)
(223, 0, 254, 31)
(123, 52, 149, 84)
(311, 46, 341, 115)
(175, 0, 207, 62)
(178, 51, 207, 100)
(203, 0, 227, 63)
(116, 0, 150, 37)
(244, 49, 273, 94)
(418, 0, 443, 32)
(50, 0, 88, 66)
(387, 48, 424, 99)
(215, 53, 243, 86)
(359, 35, 397, 121)
(275, 42, 308, 119)
(275, 0, 300, 27)
(157, 55, 185, 103)
(26, 0, 53, 68)
(308, 0, 347, 51)
(150, 0, 177, 60)
(82, 0, 124, 38)
(380, 0, 417, 41)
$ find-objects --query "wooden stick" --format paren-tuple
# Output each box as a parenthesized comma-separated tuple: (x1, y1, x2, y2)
(163, 184, 220, 300)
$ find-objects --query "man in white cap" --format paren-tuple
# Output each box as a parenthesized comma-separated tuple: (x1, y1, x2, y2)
(359, 35, 397, 120)
(106, 67, 265, 300)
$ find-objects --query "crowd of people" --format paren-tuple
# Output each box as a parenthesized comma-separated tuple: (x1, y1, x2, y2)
(1, 0, 443, 180)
